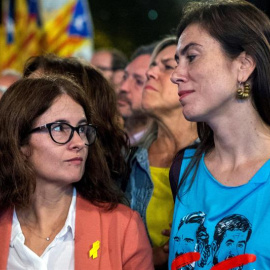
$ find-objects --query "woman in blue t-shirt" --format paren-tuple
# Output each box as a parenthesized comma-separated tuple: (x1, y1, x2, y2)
(169, 0, 270, 269)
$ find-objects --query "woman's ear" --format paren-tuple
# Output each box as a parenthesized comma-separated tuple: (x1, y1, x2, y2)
(21, 145, 31, 158)
(237, 52, 256, 82)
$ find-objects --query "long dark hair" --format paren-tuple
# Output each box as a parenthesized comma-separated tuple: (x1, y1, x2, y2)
(176, 0, 270, 198)
(0, 77, 126, 210)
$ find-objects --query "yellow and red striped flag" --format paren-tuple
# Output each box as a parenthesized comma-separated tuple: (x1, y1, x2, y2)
(0, 0, 94, 73)
(41, 0, 94, 61)
(0, 0, 42, 72)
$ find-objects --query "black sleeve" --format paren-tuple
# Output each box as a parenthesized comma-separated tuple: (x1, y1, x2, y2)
(169, 149, 185, 201)
(169, 142, 199, 201)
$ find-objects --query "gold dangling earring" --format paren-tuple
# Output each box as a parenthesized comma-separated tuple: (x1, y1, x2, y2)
(237, 81, 250, 99)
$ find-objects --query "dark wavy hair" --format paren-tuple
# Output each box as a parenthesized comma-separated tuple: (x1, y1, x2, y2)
(176, 0, 270, 197)
(0, 76, 126, 210)
(23, 54, 129, 186)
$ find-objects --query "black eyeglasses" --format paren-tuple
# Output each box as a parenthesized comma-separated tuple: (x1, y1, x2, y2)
(30, 122, 97, 146)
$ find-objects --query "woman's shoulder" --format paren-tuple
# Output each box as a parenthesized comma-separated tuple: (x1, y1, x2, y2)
(0, 207, 13, 223)
(77, 195, 139, 222)
(84, 202, 144, 234)
(112, 203, 138, 216)
(99, 203, 140, 222)
(75, 198, 153, 269)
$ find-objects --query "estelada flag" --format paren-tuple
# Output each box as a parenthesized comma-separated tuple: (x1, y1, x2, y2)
(41, 0, 94, 61)
(0, 0, 42, 72)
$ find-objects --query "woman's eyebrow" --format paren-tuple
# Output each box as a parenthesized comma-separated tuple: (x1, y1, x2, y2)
(78, 118, 88, 124)
(50, 118, 87, 125)
(180, 42, 202, 55)
(161, 58, 176, 65)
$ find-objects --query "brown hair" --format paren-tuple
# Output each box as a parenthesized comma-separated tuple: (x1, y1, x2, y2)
(0, 76, 126, 210)
(150, 36, 177, 67)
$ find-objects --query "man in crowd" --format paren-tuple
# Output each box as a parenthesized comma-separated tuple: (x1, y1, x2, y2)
(90, 48, 127, 92)
(117, 43, 156, 144)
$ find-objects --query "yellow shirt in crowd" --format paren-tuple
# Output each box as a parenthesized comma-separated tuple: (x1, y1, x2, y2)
(146, 166, 174, 247)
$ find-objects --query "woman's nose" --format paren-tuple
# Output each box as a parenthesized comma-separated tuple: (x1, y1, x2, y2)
(170, 64, 187, 84)
(146, 65, 159, 80)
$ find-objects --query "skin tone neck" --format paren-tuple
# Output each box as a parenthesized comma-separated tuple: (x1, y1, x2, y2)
(16, 182, 73, 256)
(148, 107, 197, 168)
(205, 99, 270, 186)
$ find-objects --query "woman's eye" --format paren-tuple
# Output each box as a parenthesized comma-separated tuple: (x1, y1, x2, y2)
(78, 126, 86, 133)
(187, 55, 196, 62)
(53, 125, 64, 132)
(52, 124, 67, 132)
(165, 65, 175, 70)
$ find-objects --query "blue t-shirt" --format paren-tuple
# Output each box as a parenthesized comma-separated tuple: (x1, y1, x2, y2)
(169, 149, 270, 270)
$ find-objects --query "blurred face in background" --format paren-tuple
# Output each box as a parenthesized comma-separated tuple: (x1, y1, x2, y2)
(112, 69, 125, 94)
(90, 51, 113, 81)
(0, 73, 21, 99)
(142, 45, 179, 115)
(117, 54, 151, 118)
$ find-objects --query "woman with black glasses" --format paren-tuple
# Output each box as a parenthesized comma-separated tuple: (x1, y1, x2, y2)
(23, 54, 129, 188)
(0, 76, 153, 269)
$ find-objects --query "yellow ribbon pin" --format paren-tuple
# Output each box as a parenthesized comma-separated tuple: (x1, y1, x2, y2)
(89, 240, 100, 259)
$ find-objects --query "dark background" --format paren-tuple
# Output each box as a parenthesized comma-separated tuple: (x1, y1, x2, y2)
(88, 0, 270, 57)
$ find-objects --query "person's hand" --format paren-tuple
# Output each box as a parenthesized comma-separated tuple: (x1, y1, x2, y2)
(161, 223, 171, 252)
(153, 225, 171, 268)
(153, 244, 169, 268)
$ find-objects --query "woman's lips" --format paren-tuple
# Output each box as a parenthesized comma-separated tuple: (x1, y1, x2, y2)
(144, 85, 157, 91)
(178, 90, 194, 100)
(66, 157, 83, 165)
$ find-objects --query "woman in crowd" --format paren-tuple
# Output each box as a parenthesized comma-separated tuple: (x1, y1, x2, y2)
(169, 0, 270, 269)
(23, 55, 129, 184)
(124, 37, 198, 269)
(0, 76, 153, 269)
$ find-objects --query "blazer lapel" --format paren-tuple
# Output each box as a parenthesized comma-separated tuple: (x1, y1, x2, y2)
(75, 195, 101, 270)
(0, 207, 13, 269)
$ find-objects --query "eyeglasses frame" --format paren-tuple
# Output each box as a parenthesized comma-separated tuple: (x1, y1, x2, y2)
(29, 122, 97, 146)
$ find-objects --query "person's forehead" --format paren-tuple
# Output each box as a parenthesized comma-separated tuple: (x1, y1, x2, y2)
(155, 45, 176, 61)
(126, 54, 151, 74)
(176, 23, 213, 53)
(36, 95, 85, 123)
(91, 51, 112, 65)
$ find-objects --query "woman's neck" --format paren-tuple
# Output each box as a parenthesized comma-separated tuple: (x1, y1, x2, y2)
(208, 103, 270, 163)
(16, 184, 73, 256)
(204, 104, 270, 186)
(16, 184, 73, 233)
(148, 109, 198, 167)
(157, 108, 197, 150)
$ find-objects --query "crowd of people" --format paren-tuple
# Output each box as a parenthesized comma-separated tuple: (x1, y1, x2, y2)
(1, 0, 270, 269)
